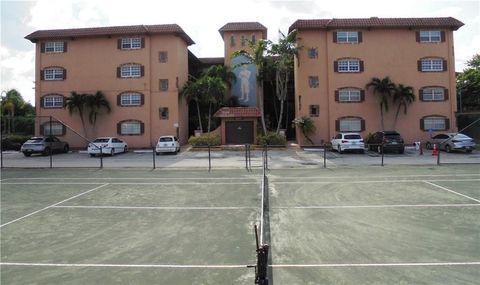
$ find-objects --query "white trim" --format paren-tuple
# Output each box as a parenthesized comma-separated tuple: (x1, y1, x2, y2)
(274, 204, 480, 209)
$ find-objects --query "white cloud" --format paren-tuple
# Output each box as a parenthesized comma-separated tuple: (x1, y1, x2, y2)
(2, 0, 477, 106)
(0, 45, 36, 104)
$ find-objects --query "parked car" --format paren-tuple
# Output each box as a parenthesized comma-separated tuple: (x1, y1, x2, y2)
(156, 136, 180, 155)
(368, 131, 405, 154)
(20, 136, 69, 157)
(426, 133, 476, 153)
(331, 133, 365, 154)
(88, 137, 128, 157)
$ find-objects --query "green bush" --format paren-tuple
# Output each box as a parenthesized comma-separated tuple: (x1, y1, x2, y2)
(257, 132, 286, 146)
(1, 134, 32, 151)
(188, 134, 221, 146)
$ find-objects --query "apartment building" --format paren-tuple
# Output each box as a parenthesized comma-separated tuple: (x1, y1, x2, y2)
(289, 17, 464, 145)
(25, 17, 464, 148)
(25, 24, 194, 148)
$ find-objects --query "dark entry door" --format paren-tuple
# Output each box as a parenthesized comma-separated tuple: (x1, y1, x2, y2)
(225, 121, 254, 144)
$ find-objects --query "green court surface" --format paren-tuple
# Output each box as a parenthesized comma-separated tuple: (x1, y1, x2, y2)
(1, 165, 479, 284)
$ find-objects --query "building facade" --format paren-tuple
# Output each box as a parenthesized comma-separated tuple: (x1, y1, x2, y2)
(26, 17, 464, 148)
(26, 24, 194, 148)
(289, 17, 464, 145)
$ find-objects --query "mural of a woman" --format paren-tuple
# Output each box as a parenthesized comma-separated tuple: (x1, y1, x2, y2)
(239, 65, 251, 102)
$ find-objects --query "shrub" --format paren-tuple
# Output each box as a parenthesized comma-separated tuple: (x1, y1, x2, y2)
(188, 134, 221, 146)
(257, 132, 286, 146)
(292, 116, 316, 144)
(1, 134, 31, 151)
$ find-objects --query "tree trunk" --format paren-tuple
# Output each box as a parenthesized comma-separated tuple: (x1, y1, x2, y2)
(393, 105, 401, 130)
(380, 103, 385, 131)
(258, 83, 267, 135)
(196, 101, 203, 133)
(207, 102, 212, 134)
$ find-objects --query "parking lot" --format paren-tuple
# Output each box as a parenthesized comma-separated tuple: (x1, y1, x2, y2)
(1, 145, 478, 169)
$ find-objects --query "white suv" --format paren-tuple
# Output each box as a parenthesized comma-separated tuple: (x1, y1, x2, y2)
(331, 133, 365, 154)
(156, 136, 180, 155)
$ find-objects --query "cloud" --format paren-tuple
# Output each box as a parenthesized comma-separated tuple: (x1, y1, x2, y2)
(0, 45, 36, 104)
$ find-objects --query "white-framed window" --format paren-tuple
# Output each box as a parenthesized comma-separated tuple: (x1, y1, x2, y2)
(339, 118, 361, 132)
(421, 58, 444, 72)
(338, 89, 361, 102)
(308, 48, 318, 59)
(121, 64, 141, 78)
(308, 76, 319, 88)
(159, 107, 169, 119)
(336, 31, 359, 43)
(422, 88, 445, 101)
(423, 117, 446, 131)
(45, 41, 64, 53)
(120, 121, 142, 135)
(338, 59, 360, 72)
(121, 38, 142, 49)
(43, 95, 63, 108)
(42, 121, 64, 136)
(44, 68, 64, 80)
(120, 93, 141, 106)
(419, 31, 441, 43)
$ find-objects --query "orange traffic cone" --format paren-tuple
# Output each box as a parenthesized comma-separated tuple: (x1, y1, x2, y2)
(432, 144, 438, 156)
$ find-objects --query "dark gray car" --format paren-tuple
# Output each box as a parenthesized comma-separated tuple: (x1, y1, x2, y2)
(21, 136, 69, 157)
(368, 131, 405, 154)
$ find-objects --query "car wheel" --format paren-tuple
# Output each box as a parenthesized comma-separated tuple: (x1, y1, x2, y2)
(399, 148, 404, 154)
(426, 142, 432, 150)
(43, 147, 51, 156)
(466, 149, 472, 153)
(124, 146, 128, 153)
(338, 144, 343, 154)
(23, 152, 31, 157)
(359, 149, 365, 154)
(90, 154, 96, 157)
(155, 152, 160, 155)
(445, 145, 452, 153)
(64, 145, 69, 153)
(110, 148, 115, 156)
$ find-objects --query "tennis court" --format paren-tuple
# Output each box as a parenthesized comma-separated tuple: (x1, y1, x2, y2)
(1, 165, 479, 284)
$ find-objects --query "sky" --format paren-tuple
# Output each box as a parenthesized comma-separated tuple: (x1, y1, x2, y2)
(1, 0, 479, 105)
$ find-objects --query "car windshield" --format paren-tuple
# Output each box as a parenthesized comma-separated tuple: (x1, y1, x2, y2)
(160, 137, 173, 142)
(454, 134, 470, 139)
(344, 135, 361, 139)
(26, 138, 44, 143)
(93, 138, 109, 143)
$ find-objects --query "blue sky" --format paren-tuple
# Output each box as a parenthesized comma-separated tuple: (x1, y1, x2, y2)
(1, 0, 479, 105)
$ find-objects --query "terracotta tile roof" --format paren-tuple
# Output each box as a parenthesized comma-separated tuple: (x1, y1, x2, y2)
(289, 17, 464, 32)
(219, 22, 267, 39)
(25, 24, 195, 45)
(214, 107, 261, 118)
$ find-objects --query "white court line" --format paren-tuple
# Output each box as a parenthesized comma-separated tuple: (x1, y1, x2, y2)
(0, 262, 247, 269)
(271, 261, 480, 268)
(52, 205, 257, 210)
(1, 177, 258, 181)
(271, 173, 480, 180)
(1, 182, 259, 185)
(0, 184, 109, 228)
(273, 203, 480, 210)
(423, 181, 480, 203)
(266, 179, 480, 184)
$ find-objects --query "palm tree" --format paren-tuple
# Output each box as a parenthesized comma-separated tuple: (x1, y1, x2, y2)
(232, 39, 271, 135)
(86, 91, 111, 132)
(198, 76, 226, 133)
(203, 65, 236, 89)
(64, 92, 88, 136)
(269, 30, 299, 133)
(366, 77, 396, 130)
(181, 77, 204, 133)
(392, 84, 415, 129)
